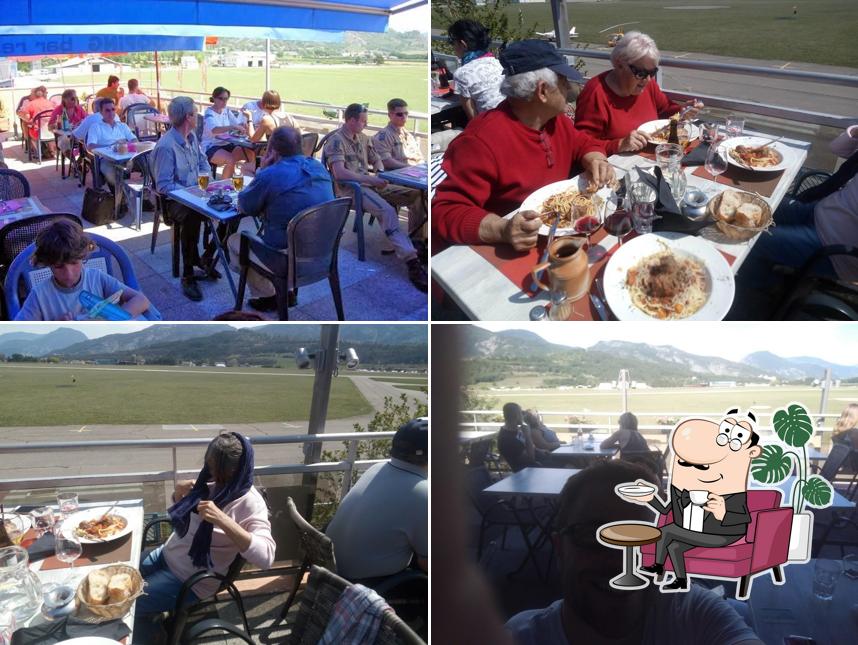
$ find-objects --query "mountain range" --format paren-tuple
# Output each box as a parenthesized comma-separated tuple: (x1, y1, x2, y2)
(0, 325, 427, 367)
(464, 327, 856, 385)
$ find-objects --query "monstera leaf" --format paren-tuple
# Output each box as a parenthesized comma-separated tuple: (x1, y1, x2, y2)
(751, 444, 792, 483)
(772, 404, 813, 447)
(801, 476, 834, 508)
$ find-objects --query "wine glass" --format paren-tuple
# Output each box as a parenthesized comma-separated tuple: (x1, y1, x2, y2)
(604, 170, 633, 246)
(704, 136, 729, 196)
(54, 522, 82, 579)
(575, 201, 605, 261)
(30, 507, 55, 537)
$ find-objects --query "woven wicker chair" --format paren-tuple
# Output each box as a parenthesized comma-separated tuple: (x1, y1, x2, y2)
(0, 168, 30, 200)
(288, 565, 424, 645)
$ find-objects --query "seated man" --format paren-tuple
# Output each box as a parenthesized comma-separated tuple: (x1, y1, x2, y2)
(432, 40, 613, 253)
(228, 126, 335, 312)
(373, 98, 427, 239)
(137, 432, 274, 616)
(737, 125, 858, 316)
(95, 75, 123, 104)
(498, 402, 544, 471)
(72, 97, 106, 141)
(153, 96, 220, 302)
(325, 418, 428, 584)
(15, 219, 150, 321)
(85, 98, 138, 188)
(506, 460, 762, 644)
(323, 103, 427, 292)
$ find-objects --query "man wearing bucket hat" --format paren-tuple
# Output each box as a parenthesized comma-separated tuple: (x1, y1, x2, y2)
(325, 418, 428, 581)
(433, 40, 614, 252)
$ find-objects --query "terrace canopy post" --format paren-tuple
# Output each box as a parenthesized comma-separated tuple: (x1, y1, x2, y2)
(549, 0, 572, 50)
(818, 368, 832, 432)
(301, 324, 340, 506)
(265, 38, 271, 91)
(154, 50, 162, 111)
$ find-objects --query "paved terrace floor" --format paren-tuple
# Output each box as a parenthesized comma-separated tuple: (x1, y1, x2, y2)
(1, 139, 428, 321)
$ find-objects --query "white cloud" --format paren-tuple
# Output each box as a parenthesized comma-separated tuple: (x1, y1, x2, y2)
(388, 4, 430, 34)
(475, 322, 858, 365)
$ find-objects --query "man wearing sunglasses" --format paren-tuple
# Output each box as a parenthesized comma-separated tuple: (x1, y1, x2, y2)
(575, 31, 703, 155)
(507, 461, 762, 644)
(85, 98, 138, 188)
(433, 40, 614, 253)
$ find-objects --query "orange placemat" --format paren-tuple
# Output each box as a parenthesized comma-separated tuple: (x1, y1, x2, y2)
(692, 165, 783, 198)
(40, 533, 133, 570)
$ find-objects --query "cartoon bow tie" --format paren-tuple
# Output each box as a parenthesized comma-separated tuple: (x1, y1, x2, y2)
(678, 490, 693, 507)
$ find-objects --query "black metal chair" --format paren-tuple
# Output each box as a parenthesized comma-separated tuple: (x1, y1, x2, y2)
(182, 618, 253, 644)
(813, 445, 858, 557)
(288, 565, 425, 645)
(141, 515, 251, 645)
(775, 246, 858, 320)
(278, 496, 337, 623)
(621, 449, 667, 484)
(0, 168, 30, 200)
(235, 197, 351, 320)
(819, 443, 852, 484)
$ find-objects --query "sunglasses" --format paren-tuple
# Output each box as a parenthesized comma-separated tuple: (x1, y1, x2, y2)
(394, 111, 408, 117)
(628, 63, 659, 80)
(103, 108, 116, 113)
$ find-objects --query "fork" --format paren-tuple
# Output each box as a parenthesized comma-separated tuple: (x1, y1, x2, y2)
(749, 135, 783, 152)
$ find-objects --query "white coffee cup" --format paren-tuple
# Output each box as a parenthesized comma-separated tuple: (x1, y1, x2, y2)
(689, 490, 709, 505)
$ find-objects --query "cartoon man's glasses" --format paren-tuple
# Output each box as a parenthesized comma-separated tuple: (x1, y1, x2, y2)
(716, 420, 752, 452)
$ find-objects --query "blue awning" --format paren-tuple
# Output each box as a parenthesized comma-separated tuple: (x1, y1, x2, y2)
(0, 0, 420, 34)
(0, 34, 205, 57)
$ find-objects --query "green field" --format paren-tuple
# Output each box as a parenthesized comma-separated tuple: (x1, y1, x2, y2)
(480, 0, 857, 69)
(469, 384, 858, 420)
(59, 63, 428, 131)
(0, 364, 374, 426)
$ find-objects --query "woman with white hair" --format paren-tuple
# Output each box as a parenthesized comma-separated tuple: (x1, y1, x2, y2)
(574, 32, 702, 155)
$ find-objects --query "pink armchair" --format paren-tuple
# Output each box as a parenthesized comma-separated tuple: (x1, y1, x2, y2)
(640, 489, 793, 599)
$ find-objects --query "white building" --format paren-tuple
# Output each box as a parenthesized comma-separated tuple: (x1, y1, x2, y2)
(221, 51, 265, 68)
(180, 56, 199, 70)
(51, 56, 123, 77)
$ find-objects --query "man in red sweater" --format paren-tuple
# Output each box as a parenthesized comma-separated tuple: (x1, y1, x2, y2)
(432, 40, 613, 252)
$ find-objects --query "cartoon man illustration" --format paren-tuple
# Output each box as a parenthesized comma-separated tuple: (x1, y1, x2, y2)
(618, 409, 763, 592)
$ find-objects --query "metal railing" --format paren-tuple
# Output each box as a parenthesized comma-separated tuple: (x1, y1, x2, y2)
(0, 431, 395, 502)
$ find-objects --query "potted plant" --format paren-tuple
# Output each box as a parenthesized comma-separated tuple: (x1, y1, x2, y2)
(750, 402, 833, 563)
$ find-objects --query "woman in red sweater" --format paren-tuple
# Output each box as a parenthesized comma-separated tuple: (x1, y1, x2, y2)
(574, 32, 701, 155)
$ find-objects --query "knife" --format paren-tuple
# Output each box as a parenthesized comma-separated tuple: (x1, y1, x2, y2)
(530, 211, 559, 293)
(590, 293, 608, 321)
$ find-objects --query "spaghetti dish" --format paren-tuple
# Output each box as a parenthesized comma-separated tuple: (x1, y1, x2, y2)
(729, 145, 781, 168)
(625, 248, 709, 319)
(539, 187, 603, 228)
(76, 515, 127, 540)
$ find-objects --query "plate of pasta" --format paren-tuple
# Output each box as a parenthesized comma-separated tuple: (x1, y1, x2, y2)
(637, 119, 700, 145)
(603, 233, 734, 320)
(64, 507, 131, 543)
(724, 136, 791, 172)
(519, 176, 616, 237)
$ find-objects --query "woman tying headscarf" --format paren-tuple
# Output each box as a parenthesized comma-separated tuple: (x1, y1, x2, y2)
(137, 432, 275, 615)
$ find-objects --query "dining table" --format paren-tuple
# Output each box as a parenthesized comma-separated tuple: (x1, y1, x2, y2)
(14, 498, 145, 643)
(91, 141, 156, 225)
(0, 196, 50, 231)
(431, 130, 811, 320)
(551, 436, 617, 462)
(431, 92, 466, 132)
(168, 177, 255, 300)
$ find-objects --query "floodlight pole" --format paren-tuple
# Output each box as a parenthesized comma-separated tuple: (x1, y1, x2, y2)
(549, 0, 572, 50)
(619, 369, 630, 413)
(818, 368, 832, 430)
(265, 38, 271, 91)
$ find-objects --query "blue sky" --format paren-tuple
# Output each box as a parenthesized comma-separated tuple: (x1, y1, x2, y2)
(476, 322, 858, 365)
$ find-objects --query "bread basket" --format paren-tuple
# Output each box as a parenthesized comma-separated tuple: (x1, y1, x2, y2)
(707, 190, 773, 242)
(75, 564, 145, 622)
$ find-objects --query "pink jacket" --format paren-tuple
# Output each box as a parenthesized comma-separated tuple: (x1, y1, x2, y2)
(163, 485, 275, 598)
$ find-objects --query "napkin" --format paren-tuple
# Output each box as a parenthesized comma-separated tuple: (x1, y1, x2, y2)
(0, 199, 24, 214)
(207, 194, 234, 212)
(11, 616, 130, 644)
(26, 531, 55, 562)
(638, 167, 712, 235)
(682, 142, 710, 167)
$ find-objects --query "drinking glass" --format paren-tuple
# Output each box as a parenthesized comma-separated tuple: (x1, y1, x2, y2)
(725, 115, 745, 138)
(604, 171, 633, 245)
(197, 171, 210, 191)
(30, 507, 55, 537)
(630, 183, 657, 234)
(0, 608, 15, 645)
(704, 139, 729, 195)
(666, 167, 688, 204)
(56, 493, 78, 519)
(813, 559, 841, 600)
(700, 122, 719, 144)
(54, 523, 82, 576)
(232, 168, 244, 192)
(655, 143, 683, 172)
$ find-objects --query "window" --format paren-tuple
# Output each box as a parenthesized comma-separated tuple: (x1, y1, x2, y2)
(247, 61, 253, 67)
(92, 64, 101, 73)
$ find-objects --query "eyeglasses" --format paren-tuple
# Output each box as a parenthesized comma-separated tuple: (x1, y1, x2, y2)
(628, 63, 658, 80)
(394, 111, 408, 117)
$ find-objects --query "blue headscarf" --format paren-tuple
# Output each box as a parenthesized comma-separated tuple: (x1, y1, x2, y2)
(168, 432, 255, 568)
(462, 49, 492, 65)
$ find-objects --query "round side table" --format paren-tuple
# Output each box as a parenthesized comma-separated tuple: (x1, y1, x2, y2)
(598, 522, 662, 589)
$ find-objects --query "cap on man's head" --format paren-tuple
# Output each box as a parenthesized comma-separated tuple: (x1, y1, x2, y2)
(391, 417, 428, 464)
(499, 39, 585, 84)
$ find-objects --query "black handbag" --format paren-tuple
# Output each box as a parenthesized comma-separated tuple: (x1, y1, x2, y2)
(81, 187, 116, 225)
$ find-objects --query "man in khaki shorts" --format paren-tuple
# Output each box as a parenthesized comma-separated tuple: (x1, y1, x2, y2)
(373, 98, 427, 243)
(323, 103, 427, 292)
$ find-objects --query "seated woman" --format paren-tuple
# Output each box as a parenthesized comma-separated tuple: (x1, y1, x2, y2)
(600, 411, 650, 458)
(833, 403, 858, 448)
(574, 32, 701, 155)
(137, 432, 275, 616)
(201, 86, 255, 179)
(448, 19, 504, 120)
(49, 89, 87, 162)
(497, 402, 543, 472)
(248, 90, 299, 143)
(522, 409, 562, 451)
(15, 219, 150, 321)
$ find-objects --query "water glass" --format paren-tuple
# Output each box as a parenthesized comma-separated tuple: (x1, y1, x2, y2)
(666, 168, 688, 204)
(630, 183, 657, 234)
(56, 493, 78, 518)
(30, 507, 55, 537)
(54, 523, 82, 575)
(655, 143, 683, 172)
(813, 559, 841, 600)
(700, 122, 719, 144)
(725, 115, 745, 138)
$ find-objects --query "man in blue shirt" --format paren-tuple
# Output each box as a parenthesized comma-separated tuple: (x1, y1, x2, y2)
(229, 126, 334, 312)
(153, 96, 217, 302)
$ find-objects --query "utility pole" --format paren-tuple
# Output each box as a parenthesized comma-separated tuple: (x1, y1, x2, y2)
(549, 0, 572, 50)
(818, 368, 832, 430)
(619, 369, 630, 413)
